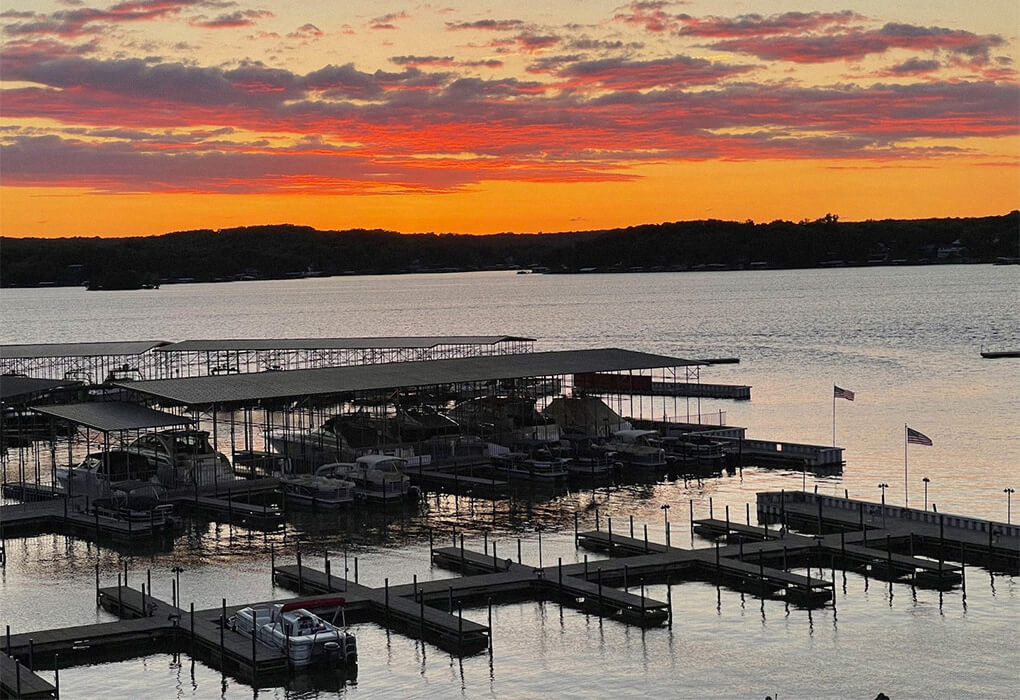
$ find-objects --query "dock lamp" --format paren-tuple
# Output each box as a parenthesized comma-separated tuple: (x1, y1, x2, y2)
(171, 566, 184, 608)
(661, 504, 671, 546)
(1005, 488, 1015, 525)
(922, 477, 931, 512)
(878, 483, 889, 528)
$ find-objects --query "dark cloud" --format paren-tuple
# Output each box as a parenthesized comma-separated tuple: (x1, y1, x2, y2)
(445, 18, 525, 31)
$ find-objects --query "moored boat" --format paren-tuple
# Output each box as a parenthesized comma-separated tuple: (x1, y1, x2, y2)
(279, 472, 356, 509)
(316, 454, 420, 502)
(597, 429, 667, 469)
(232, 599, 357, 668)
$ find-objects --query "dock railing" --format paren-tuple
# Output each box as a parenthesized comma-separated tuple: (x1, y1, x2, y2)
(758, 490, 1020, 538)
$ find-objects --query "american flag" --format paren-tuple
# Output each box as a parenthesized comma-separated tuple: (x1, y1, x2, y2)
(906, 427, 933, 446)
(833, 385, 855, 401)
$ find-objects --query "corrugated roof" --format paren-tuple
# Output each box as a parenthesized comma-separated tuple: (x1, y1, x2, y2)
(118, 348, 700, 406)
(32, 402, 193, 432)
(0, 341, 169, 359)
(1, 376, 81, 402)
(155, 336, 535, 352)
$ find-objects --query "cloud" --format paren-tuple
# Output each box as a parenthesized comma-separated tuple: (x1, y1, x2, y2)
(369, 11, 409, 30)
(543, 55, 754, 90)
(882, 57, 942, 76)
(287, 23, 322, 39)
(445, 18, 526, 32)
(709, 23, 1006, 63)
(191, 9, 273, 29)
(2, 0, 204, 37)
(675, 11, 861, 37)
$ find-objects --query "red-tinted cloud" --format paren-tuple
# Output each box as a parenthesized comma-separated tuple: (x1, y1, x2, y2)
(2, 0, 203, 37)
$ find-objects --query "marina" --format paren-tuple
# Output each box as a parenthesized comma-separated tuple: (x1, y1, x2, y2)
(2, 265, 1018, 698)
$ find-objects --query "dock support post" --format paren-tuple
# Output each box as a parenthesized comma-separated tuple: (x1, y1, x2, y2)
(419, 590, 425, 640)
(428, 528, 433, 556)
(960, 542, 966, 593)
(640, 581, 645, 622)
(739, 538, 743, 560)
(759, 550, 765, 598)
(584, 555, 589, 579)
(297, 550, 303, 593)
(608, 517, 613, 554)
(5, 625, 9, 655)
(558, 558, 563, 596)
(483, 531, 488, 555)
(725, 505, 730, 536)
(117, 573, 122, 615)
(190, 602, 195, 654)
(624, 564, 629, 591)
(251, 623, 257, 674)
(460, 535, 465, 568)
(448, 585, 453, 612)
(493, 541, 497, 570)
(517, 538, 522, 564)
(709, 497, 713, 519)
(28, 638, 33, 670)
(385, 578, 390, 621)
(746, 502, 750, 526)
(689, 499, 694, 544)
(887, 534, 893, 578)
(666, 521, 671, 548)
(270, 544, 275, 586)
(487, 597, 493, 649)
(220, 598, 226, 666)
(95, 562, 100, 604)
(595, 508, 600, 531)
(54, 653, 59, 700)
(326, 559, 332, 591)
(354, 557, 359, 584)
(344, 548, 349, 592)
(597, 568, 603, 614)
(666, 578, 673, 628)
(574, 512, 579, 546)
(629, 515, 634, 538)
(643, 524, 648, 553)
(714, 542, 720, 573)
(458, 603, 463, 647)
(147, 569, 152, 605)
(783, 545, 787, 570)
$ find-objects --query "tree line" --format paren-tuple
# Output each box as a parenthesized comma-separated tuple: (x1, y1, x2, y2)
(1, 212, 1017, 288)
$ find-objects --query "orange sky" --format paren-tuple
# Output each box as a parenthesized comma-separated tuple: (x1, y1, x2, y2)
(1, 1, 1017, 237)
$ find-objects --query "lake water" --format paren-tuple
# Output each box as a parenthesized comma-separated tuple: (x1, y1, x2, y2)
(2, 265, 1018, 698)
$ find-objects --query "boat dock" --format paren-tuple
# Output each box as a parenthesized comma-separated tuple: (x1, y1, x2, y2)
(1, 651, 56, 699)
(4, 492, 1016, 695)
(648, 381, 751, 400)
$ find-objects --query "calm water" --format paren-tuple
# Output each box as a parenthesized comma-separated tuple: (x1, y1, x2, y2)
(2, 265, 1019, 698)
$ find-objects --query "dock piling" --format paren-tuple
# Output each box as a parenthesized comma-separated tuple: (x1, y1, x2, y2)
(608, 517, 613, 553)
(28, 638, 33, 670)
(709, 497, 713, 519)
(325, 559, 332, 591)
(219, 598, 226, 665)
(487, 597, 493, 649)
(629, 515, 634, 538)
(296, 551, 303, 593)
(574, 512, 579, 545)
(95, 562, 100, 603)
(385, 578, 390, 621)
(354, 557, 359, 584)
(517, 538, 522, 564)
(644, 524, 649, 553)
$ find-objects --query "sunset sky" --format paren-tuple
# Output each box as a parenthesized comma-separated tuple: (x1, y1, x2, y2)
(1, 1, 1017, 237)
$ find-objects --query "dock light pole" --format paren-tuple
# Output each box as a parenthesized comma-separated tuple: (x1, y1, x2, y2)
(661, 504, 670, 547)
(922, 478, 930, 512)
(171, 566, 184, 608)
(1005, 488, 1015, 525)
(878, 483, 889, 528)
(537, 525, 543, 568)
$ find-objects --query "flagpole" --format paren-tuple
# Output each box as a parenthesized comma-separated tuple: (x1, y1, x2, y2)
(832, 388, 836, 448)
(904, 424, 909, 508)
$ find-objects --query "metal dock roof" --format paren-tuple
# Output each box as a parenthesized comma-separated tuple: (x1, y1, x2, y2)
(33, 402, 193, 432)
(1, 375, 81, 402)
(118, 348, 699, 406)
(156, 336, 535, 352)
(0, 340, 169, 359)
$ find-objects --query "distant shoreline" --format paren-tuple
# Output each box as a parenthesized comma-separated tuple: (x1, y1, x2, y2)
(3, 212, 1017, 289)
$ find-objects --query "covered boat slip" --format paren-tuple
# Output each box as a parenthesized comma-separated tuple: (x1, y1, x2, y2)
(0, 336, 535, 383)
(107, 348, 706, 468)
(0, 340, 169, 385)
